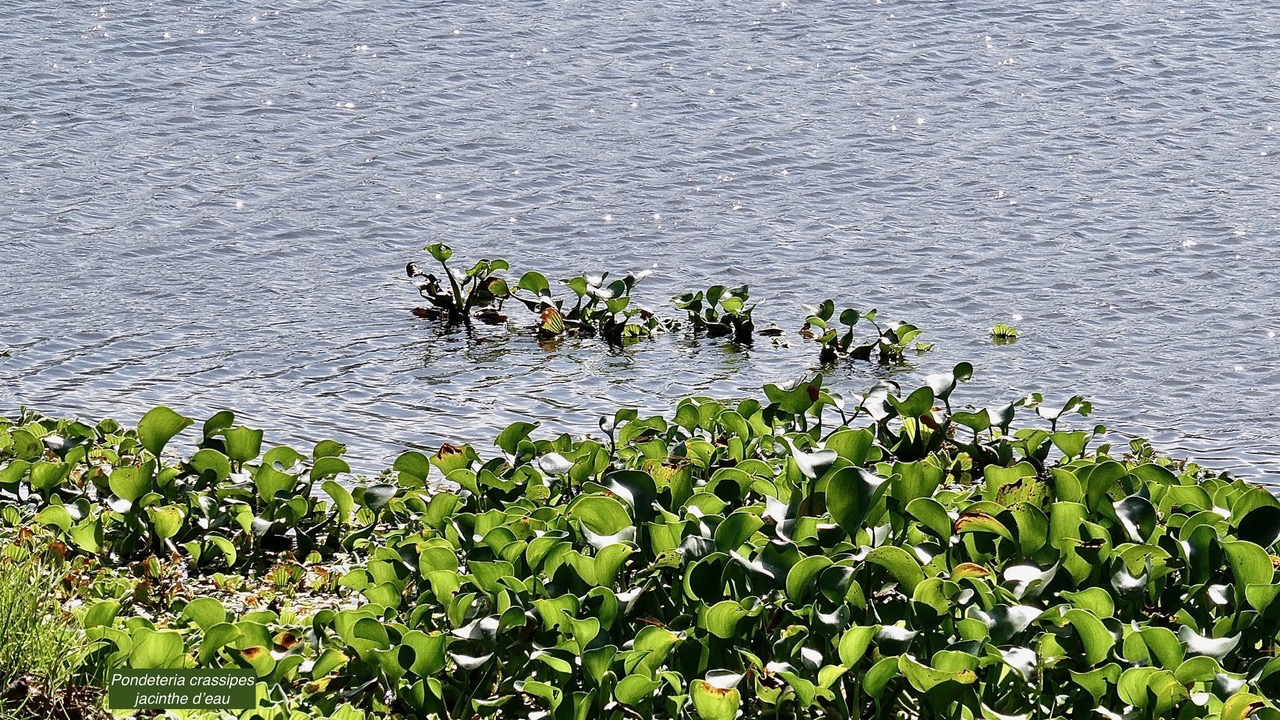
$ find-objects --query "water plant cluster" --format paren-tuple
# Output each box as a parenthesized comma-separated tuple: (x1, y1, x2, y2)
(3, 360, 1280, 719)
(801, 301, 931, 364)
(406, 244, 910, 364)
(407, 243, 671, 343)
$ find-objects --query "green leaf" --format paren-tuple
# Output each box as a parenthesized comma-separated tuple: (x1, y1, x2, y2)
(224, 426, 264, 464)
(954, 512, 1013, 543)
(361, 483, 398, 511)
(1237, 505, 1280, 549)
(583, 645, 617, 686)
(201, 410, 235, 444)
(147, 505, 184, 540)
(254, 463, 296, 502)
(1070, 663, 1120, 703)
(311, 456, 350, 482)
(690, 679, 741, 720)
(393, 451, 432, 485)
(28, 462, 69, 494)
(1174, 656, 1222, 683)
(401, 631, 447, 676)
(519, 271, 551, 296)
(35, 505, 72, 532)
(68, 518, 103, 553)
(1062, 587, 1115, 617)
(496, 421, 539, 456)
(1222, 694, 1270, 720)
(888, 465, 942, 512)
(129, 628, 186, 669)
(701, 601, 749, 639)
(899, 655, 977, 692)
(615, 674, 661, 705)
(1138, 626, 1184, 670)
(1064, 609, 1115, 666)
(864, 656, 901, 698)
(786, 556, 833, 603)
(568, 495, 633, 537)
(426, 242, 453, 262)
(190, 449, 232, 483)
(197, 623, 242, 665)
(137, 407, 193, 458)
(715, 510, 764, 552)
(887, 386, 934, 418)
(826, 428, 876, 465)
(865, 546, 924, 594)
(208, 534, 237, 567)
(182, 598, 227, 631)
(950, 410, 990, 434)
(323, 480, 355, 523)
(109, 465, 151, 503)
(1051, 430, 1090, 458)
(906, 497, 952, 541)
(1223, 540, 1274, 589)
(83, 600, 120, 628)
(1115, 495, 1158, 543)
(838, 625, 878, 667)
(826, 467, 889, 538)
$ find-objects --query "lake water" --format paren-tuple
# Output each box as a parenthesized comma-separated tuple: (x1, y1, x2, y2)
(2, 1, 1279, 481)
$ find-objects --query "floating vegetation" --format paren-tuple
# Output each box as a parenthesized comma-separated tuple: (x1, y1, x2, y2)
(407, 243, 512, 326)
(801, 300, 929, 365)
(518, 269, 672, 342)
(991, 323, 1020, 344)
(407, 244, 671, 344)
(672, 284, 756, 344)
(3, 351, 1280, 718)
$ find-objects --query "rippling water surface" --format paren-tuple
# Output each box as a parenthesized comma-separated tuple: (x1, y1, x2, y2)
(2, 1, 1279, 479)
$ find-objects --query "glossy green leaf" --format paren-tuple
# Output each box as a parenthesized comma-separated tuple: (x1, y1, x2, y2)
(109, 465, 151, 503)
(137, 407, 193, 458)
(224, 426, 264, 464)
(865, 546, 924, 594)
(129, 628, 185, 669)
(826, 467, 889, 538)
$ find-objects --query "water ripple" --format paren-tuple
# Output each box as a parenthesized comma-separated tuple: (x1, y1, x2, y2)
(2, 0, 1278, 481)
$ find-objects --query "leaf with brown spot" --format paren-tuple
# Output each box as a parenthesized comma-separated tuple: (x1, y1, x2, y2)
(951, 563, 992, 579)
(273, 631, 299, 650)
(240, 646, 267, 662)
(954, 512, 1013, 541)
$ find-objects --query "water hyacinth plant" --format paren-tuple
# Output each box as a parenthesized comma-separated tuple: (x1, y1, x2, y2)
(406, 243, 512, 325)
(514, 269, 671, 343)
(672, 285, 756, 344)
(4, 353, 1280, 719)
(991, 324, 1020, 344)
(801, 300, 929, 365)
(407, 245, 671, 344)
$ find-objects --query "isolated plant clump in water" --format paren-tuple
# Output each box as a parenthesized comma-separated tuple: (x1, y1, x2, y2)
(672, 284, 757, 344)
(4, 357, 1280, 719)
(801, 299, 932, 365)
(406, 243, 671, 343)
(406, 245, 918, 360)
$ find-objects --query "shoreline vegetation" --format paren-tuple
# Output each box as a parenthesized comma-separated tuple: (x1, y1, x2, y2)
(1, 251, 1278, 719)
